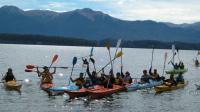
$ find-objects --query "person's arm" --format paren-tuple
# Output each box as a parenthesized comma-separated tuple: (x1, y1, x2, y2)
(13, 74, 16, 80)
(171, 62, 175, 67)
(52, 67, 56, 74)
(149, 68, 152, 75)
(36, 67, 41, 77)
(70, 77, 74, 82)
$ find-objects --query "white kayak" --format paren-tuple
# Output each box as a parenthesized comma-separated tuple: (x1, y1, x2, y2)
(126, 80, 163, 91)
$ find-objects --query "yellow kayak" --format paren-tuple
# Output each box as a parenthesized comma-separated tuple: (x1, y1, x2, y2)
(154, 81, 188, 93)
(4, 80, 22, 91)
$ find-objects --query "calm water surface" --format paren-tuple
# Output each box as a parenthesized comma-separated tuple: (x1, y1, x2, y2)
(0, 44, 200, 112)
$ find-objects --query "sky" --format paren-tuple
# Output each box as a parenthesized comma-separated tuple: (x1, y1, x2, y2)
(0, 0, 200, 24)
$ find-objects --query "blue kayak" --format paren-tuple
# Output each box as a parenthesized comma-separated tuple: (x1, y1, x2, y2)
(48, 84, 79, 95)
(126, 80, 163, 91)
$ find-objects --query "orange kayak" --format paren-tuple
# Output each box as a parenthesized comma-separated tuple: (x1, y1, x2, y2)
(65, 85, 103, 99)
(88, 84, 126, 99)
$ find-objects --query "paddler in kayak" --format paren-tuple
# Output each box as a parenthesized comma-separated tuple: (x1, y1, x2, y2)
(178, 61, 185, 69)
(171, 62, 179, 69)
(149, 68, 161, 81)
(70, 73, 85, 89)
(115, 72, 123, 85)
(102, 70, 114, 88)
(195, 58, 199, 66)
(36, 66, 56, 84)
(2, 68, 16, 82)
(86, 60, 98, 85)
(165, 74, 177, 86)
(123, 71, 132, 84)
(140, 70, 151, 84)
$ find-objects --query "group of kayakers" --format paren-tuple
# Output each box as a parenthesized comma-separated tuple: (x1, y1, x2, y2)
(69, 59, 133, 89)
(140, 67, 185, 86)
(171, 61, 185, 69)
(140, 68, 162, 84)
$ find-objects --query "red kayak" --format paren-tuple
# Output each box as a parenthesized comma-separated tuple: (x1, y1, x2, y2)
(88, 84, 127, 99)
(65, 85, 103, 99)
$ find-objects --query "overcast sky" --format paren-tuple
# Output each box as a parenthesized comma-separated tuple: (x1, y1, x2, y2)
(0, 0, 200, 24)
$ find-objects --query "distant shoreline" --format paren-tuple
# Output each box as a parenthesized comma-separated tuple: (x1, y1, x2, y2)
(0, 33, 199, 50)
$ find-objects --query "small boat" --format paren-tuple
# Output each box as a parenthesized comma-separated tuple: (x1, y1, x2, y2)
(64, 85, 102, 99)
(166, 68, 188, 75)
(154, 81, 188, 93)
(126, 80, 163, 91)
(87, 84, 126, 99)
(4, 80, 22, 91)
(48, 84, 79, 95)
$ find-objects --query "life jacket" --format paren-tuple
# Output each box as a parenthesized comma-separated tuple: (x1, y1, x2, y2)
(41, 72, 53, 83)
(4, 72, 15, 82)
(115, 77, 123, 85)
(75, 78, 85, 87)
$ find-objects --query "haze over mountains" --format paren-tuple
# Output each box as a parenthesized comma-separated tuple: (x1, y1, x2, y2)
(0, 5, 200, 43)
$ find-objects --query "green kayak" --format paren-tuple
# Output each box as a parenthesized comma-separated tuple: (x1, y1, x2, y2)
(166, 68, 188, 75)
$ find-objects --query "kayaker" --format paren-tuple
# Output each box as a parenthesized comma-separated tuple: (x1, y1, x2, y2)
(115, 72, 123, 85)
(2, 68, 16, 82)
(140, 70, 151, 84)
(103, 70, 114, 88)
(86, 62, 97, 85)
(165, 74, 177, 86)
(171, 62, 179, 69)
(176, 73, 184, 84)
(97, 73, 107, 85)
(179, 61, 184, 69)
(195, 59, 199, 66)
(70, 73, 85, 89)
(149, 68, 161, 81)
(37, 66, 56, 84)
(123, 71, 132, 84)
(109, 70, 116, 84)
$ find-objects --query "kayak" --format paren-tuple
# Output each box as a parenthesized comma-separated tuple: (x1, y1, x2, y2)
(154, 81, 188, 93)
(126, 80, 163, 91)
(65, 85, 102, 99)
(88, 84, 126, 99)
(165, 68, 188, 75)
(4, 80, 22, 91)
(48, 85, 79, 95)
(40, 83, 54, 91)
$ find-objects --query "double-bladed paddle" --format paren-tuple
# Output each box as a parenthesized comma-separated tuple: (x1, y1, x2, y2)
(68, 57, 77, 85)
(97, 51, 123, 74)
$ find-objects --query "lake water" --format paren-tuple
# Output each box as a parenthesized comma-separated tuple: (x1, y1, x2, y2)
(0, 44, 200, 112)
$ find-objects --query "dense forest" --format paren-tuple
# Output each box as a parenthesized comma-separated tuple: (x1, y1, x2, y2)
(0, 33, 199, 50)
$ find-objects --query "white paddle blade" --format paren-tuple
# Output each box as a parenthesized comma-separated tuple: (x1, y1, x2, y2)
(116, 39, 122, 48)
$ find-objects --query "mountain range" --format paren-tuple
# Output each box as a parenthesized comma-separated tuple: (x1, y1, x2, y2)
(0, 5, 200, 43)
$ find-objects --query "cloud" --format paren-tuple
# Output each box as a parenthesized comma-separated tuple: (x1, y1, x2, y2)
(39, 1, 78, 12)
(91, 0, 200, 23)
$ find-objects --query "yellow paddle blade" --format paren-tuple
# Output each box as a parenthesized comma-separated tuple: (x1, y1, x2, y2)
(116, 51, 123, 58)
(105, 42, 110, 50)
